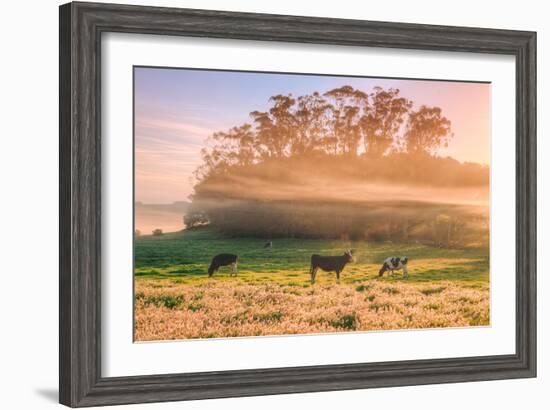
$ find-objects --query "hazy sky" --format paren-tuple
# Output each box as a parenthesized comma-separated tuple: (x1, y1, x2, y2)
(135, 67, 490, 204)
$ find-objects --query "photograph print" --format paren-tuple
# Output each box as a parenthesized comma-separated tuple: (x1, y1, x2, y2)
(133, 67, 490, 341)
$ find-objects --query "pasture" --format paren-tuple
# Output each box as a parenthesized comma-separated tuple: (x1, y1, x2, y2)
(134, 227, 489, 341)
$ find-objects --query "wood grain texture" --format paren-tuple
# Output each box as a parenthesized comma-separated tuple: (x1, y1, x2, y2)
(59, 1, 537, 407)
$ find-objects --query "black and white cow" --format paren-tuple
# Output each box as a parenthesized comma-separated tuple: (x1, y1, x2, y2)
(310, 250, 355, 284)
(208, 253, 238, 277)
(378, 257, 409, 278)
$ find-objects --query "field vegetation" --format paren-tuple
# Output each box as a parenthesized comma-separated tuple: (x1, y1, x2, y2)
(134, 228, 489, 341)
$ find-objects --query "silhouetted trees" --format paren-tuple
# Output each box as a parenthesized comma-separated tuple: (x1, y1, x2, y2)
(404, 106, 453, 155)
(362, 87, 412, 156)
(185, 84, 488, 247)
(323, 86, 367, 156)
(195, 85, 453, 181)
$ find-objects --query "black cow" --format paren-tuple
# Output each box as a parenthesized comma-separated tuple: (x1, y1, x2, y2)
(208, 253, 238, 277)
(310, 250, 354, 284)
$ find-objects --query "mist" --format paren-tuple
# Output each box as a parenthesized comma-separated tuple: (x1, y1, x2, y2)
(135, 202, 189, 235)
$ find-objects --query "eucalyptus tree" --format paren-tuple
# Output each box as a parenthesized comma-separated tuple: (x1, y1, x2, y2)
(403, 105, 453, 155)
(360, 87, 412, 156)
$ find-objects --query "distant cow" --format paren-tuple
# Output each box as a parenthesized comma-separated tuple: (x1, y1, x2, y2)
(310, 250, 354, 284)
(263, 241, 273, 249)
(208, 253, 238, 277)
(378, 257, 409, 278)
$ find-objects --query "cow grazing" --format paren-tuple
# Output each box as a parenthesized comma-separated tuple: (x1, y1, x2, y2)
(263, 241, 273, 249)
(208, 253, 238, 277)
(310, 250, 355, 284)
(378, 257, 409, 278)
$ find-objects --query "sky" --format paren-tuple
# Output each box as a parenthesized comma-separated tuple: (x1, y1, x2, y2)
(134, 66, 491, 204)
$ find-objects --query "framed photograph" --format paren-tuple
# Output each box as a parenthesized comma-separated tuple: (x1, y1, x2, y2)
(59, 2, 536, 407)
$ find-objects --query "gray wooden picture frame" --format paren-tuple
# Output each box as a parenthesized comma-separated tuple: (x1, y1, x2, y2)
(59, 1, 536, 407)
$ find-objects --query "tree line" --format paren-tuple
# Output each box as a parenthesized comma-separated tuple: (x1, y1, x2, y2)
(195, 85, 453, 181)
(183, 84, 489, 247)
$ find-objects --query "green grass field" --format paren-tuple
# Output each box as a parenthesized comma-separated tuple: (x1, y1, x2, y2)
(134, 227, 489, 340)
(135, 227, 488, 285)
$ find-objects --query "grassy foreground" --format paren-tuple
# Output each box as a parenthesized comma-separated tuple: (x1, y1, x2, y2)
(134, 228, 489, 341)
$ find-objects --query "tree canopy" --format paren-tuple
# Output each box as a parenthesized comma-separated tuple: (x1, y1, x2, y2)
(194, 85, 452, 181)
(184, 84, 488, 246)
